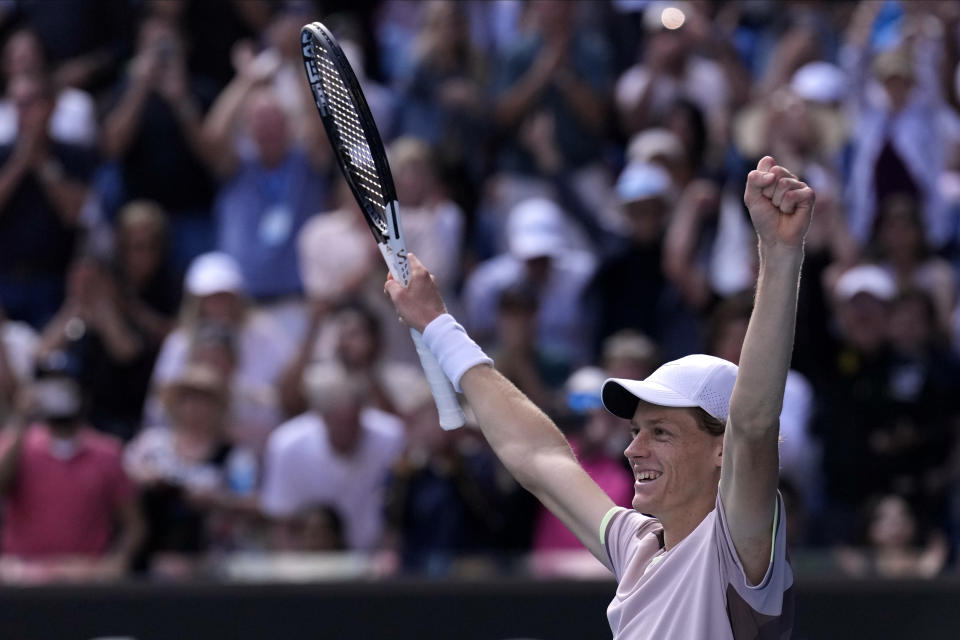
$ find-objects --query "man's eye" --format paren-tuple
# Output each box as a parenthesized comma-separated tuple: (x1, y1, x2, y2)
(653, 428, 667, 437)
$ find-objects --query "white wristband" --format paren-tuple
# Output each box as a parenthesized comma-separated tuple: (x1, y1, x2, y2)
(421, 313, 493, 392)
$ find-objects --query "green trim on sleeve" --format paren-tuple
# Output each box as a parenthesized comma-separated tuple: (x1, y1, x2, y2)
(599, 506, 624, 546)
(769, 498, 780, 564)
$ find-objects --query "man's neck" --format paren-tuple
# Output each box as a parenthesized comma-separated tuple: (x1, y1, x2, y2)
(657, 494, 717, 551)
(47, 421, 81, 440)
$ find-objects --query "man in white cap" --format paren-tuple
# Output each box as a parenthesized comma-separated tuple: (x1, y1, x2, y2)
(386, 156, 813, 638)
(463, 197, 595, 370)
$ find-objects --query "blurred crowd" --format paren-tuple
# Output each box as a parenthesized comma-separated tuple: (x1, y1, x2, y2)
(0, 0, 959, 583)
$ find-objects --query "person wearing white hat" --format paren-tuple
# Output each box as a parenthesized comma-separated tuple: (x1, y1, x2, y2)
(387, 156, 814, 638)
(462, 197, 596, 370)
(142, 252, 295, 435)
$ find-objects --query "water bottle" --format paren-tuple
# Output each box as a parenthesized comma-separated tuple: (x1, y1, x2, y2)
(226, 448, 258, 495)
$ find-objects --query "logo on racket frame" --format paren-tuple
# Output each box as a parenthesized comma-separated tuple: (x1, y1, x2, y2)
(301, 33, 328, 117)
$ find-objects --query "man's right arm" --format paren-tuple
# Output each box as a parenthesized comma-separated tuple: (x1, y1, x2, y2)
(386, 255, 616, 564)
(460, 365, 616, 563)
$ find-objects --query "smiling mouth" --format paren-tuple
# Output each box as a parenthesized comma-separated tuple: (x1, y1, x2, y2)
(635, 470, 662, 484)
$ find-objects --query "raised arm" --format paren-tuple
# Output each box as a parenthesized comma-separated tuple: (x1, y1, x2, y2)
(385, 255, 615, 564)
(721, 156, 813, 584)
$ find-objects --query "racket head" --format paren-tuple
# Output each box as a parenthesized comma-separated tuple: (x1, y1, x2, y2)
(300, 22, 398, 245)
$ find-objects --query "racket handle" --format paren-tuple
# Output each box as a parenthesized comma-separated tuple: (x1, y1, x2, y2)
(410, 327, 465, 430)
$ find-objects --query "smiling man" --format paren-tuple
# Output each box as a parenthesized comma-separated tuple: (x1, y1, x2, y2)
(385, 156, 812, 638)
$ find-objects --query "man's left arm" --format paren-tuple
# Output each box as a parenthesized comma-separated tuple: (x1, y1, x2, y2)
(721, 156, 814, 584)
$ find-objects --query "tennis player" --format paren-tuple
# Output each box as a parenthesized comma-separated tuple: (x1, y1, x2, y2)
(385, 156, 812, 638)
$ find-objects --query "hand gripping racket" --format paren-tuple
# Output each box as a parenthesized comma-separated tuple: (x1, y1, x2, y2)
(300, 22, 465, 429)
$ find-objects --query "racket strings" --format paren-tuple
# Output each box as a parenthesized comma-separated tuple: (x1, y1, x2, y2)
(311, 46, 388, 231)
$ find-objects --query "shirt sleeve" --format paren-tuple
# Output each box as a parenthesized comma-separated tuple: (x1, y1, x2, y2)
(715, 492, 794, 615)
(600, 506, 652, 580)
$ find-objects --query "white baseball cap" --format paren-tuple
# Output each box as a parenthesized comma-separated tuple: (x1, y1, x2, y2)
(602, 354, 738, 422)
(185, 252, 246, 297)
(834, 264, 896, 302)
(507, 198, 566, 260)
(616, 162, 672, 203)
(791, 61, 847, 104)
(626, 128, 684, 165)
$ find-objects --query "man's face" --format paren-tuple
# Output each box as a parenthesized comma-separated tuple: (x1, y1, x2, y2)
(624, 403, 722, 518)
(246, 93, 289, 166)
(837, 293, 889, 353)
(623, 197, 667, 244)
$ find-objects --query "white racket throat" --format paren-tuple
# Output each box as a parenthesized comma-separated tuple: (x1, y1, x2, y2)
(379, 200, 411, 286)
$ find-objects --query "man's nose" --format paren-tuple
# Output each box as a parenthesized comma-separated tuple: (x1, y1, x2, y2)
(624, 431, 649, 458)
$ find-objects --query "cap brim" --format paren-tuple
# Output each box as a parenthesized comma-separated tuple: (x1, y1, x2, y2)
(601, 377, 696, 419)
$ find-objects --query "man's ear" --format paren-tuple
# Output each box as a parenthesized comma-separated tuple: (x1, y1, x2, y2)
(714, 439, 723, 469)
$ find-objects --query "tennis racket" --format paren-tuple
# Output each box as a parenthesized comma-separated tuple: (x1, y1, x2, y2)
(300, 22, 465, 430)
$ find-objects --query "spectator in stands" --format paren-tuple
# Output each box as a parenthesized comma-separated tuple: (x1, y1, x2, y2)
(615, 2, 748, 148)
(812, 265, 899, 543)
(868, 193, 957, 335)
(589, 162, 700, 361)
(464, 198, 596, 370)
(37, 255, 153, 441)
(600, 330, 659, 382)
(394, 1, 490, 185)
(187, 323, 280, 459)
(878, 289, 960, 516)
(843, 1, 956, 249)
(144, 252, 295, 432)
(261, 362, 404, 551)
(202, 53, 330, 341)
(176, 0, 272, 93)
(0, 27, 98, 148)
(125, 364, 258, 573)
(388, 137, 466, 303)
(0, 73, 94, 329)
(0, 368, 144, 581)
(111, 200, 181, 349)
(624, 127, 691, 192)
(487, 0, 615, 240)
(489, 283, 565, 413)
(732, 72, 848, 199)
(9, 0, 132, 93)
(0, 305, 38, 426)
(385, 380, 510, 574)
(101, 15, 218, 264)
(296, 175, 423, 368)
(836, 492, 948, 578)
(532, 366, 633, 553)
(278, 300, 423, 420)
(281, 504, 347, 552)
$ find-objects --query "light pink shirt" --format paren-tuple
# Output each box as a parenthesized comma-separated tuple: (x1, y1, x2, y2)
(601, 493, 794, 639)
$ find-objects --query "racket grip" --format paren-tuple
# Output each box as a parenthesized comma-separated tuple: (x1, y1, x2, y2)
(410, 327, 465, 430)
